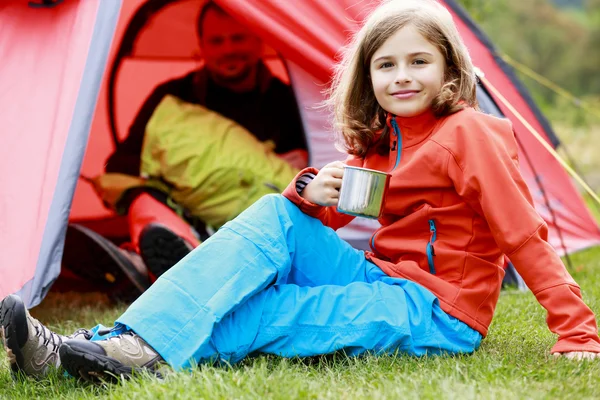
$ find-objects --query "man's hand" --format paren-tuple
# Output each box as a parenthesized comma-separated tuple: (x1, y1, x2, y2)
(553, 351, 600, 360)
(301, 161, 345, 206)
(278, 149, 309, 170)
(86, 173, 146, 208)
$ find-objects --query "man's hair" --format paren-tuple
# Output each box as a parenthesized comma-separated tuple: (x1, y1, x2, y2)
(196, 1, 227, 39)
(325, 0, 478, 157)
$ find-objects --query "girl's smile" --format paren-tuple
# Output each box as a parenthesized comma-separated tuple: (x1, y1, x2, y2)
(391, 89, 421, 99)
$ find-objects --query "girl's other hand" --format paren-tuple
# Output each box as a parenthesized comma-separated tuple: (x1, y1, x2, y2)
(301, 161, 346, 206)
(553, 351, 600, 360)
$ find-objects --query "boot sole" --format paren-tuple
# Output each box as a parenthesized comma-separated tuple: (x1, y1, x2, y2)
(139, 225, 193, 279)
(59, 341, 158, 383)
(0, 295, 28, 375)
(63, 224, 149, 295)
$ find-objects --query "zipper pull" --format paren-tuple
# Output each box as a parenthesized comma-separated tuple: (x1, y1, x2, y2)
(429, 220, 436, 256)
(390, 117, 400, 137)
(391, 140, 397, 151)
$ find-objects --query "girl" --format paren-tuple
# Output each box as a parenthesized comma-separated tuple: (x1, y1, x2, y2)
(2, 0, 599, 383)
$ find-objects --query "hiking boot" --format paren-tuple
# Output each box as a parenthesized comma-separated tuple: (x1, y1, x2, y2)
(59, 331, 164, 383)
(139, 223, 194, 279)
(0, 294, 92, 379)
(62, 224, 151, 302)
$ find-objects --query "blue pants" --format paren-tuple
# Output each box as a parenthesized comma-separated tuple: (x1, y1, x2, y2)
(104, 195, 481, 370)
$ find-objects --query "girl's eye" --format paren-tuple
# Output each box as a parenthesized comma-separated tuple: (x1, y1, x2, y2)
(379, 62, 394, 69)
(413, 59, 427, 65)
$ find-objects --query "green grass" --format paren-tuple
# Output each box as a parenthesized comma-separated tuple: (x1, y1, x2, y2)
(2, 247, 600, 399)
(552, 120, 600, 194)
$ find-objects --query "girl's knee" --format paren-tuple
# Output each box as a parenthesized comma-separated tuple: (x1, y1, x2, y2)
(260, 193, 286, 205)
(236, 194, 304, 232)
(243, 194, 285, 213)
(256, 194, 294, 214)
(235, 194, 293, 226)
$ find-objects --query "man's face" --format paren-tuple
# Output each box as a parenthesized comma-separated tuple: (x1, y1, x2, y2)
(200, 9, 262, 85)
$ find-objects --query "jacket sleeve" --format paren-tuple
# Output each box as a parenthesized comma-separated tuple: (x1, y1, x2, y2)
(444, 112, 600, 354)
(281, 158, 360, 230)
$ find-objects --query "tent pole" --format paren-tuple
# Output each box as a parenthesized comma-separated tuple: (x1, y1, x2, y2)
(105, 0, 179, 150)
(479, 75, 600, 207)
(515, 135, 574, 270)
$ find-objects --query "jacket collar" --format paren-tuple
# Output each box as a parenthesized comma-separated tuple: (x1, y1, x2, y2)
(191, 60, 273, 103)
(385, 109, 439, 148)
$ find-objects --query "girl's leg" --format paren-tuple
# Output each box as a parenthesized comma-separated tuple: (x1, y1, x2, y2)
(206, 265, 482, 365)
(114, 194, 373, 369)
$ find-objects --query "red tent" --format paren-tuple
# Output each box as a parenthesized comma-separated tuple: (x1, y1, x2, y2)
(2, 0, 599, 308)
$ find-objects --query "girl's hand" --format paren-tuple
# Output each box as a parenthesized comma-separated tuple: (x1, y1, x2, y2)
(301, 161, 346, 206)
(553, 351, 600, 360)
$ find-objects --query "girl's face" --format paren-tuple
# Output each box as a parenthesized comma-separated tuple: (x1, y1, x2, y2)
(370, 25, 446, 118)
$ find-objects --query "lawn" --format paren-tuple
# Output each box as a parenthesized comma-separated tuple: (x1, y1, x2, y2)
(1, 245, 600, 400)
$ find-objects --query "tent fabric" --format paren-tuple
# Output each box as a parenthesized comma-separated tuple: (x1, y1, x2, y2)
(0, 0, 121, 307)
(1, 0, 598, 308)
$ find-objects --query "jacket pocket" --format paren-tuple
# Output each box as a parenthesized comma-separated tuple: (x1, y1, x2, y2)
(426, 219, 437, 274)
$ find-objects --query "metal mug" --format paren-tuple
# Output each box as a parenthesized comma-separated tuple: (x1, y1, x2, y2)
(337, 166, 391, 219)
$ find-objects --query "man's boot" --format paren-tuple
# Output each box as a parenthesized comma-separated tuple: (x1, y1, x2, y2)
(128, 193, 199, 279)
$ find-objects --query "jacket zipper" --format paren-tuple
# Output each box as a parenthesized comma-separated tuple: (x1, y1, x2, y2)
(390, 117, 402, 170)
(370, 117, 403, 255)
(426, 219, 437, 274)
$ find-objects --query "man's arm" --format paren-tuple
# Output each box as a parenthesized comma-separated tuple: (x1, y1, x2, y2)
(105, 80, 185, 176)
(269, 81, 309, 168)
(271, 81, 309, 154)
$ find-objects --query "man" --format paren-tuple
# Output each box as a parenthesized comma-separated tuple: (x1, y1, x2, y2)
(64, 2, 308, 298)
(104, 2, 307, 175)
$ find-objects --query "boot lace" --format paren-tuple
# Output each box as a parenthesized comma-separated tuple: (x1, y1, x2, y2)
(69, 328, 93, 341)
(32, 319, 64, 352)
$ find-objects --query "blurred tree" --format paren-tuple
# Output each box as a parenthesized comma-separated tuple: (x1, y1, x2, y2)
(457, 0, 600, 106)
(551, 0, 584, 7)
(582, 0, 600, 94)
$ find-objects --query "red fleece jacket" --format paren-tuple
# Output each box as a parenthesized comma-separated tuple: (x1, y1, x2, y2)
(282, 107, 600, 354)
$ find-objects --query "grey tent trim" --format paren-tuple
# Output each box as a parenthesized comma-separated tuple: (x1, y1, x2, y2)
(18, 0, 122, 308)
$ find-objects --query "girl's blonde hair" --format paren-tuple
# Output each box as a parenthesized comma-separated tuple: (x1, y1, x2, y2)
(327, 0, 478, 157)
